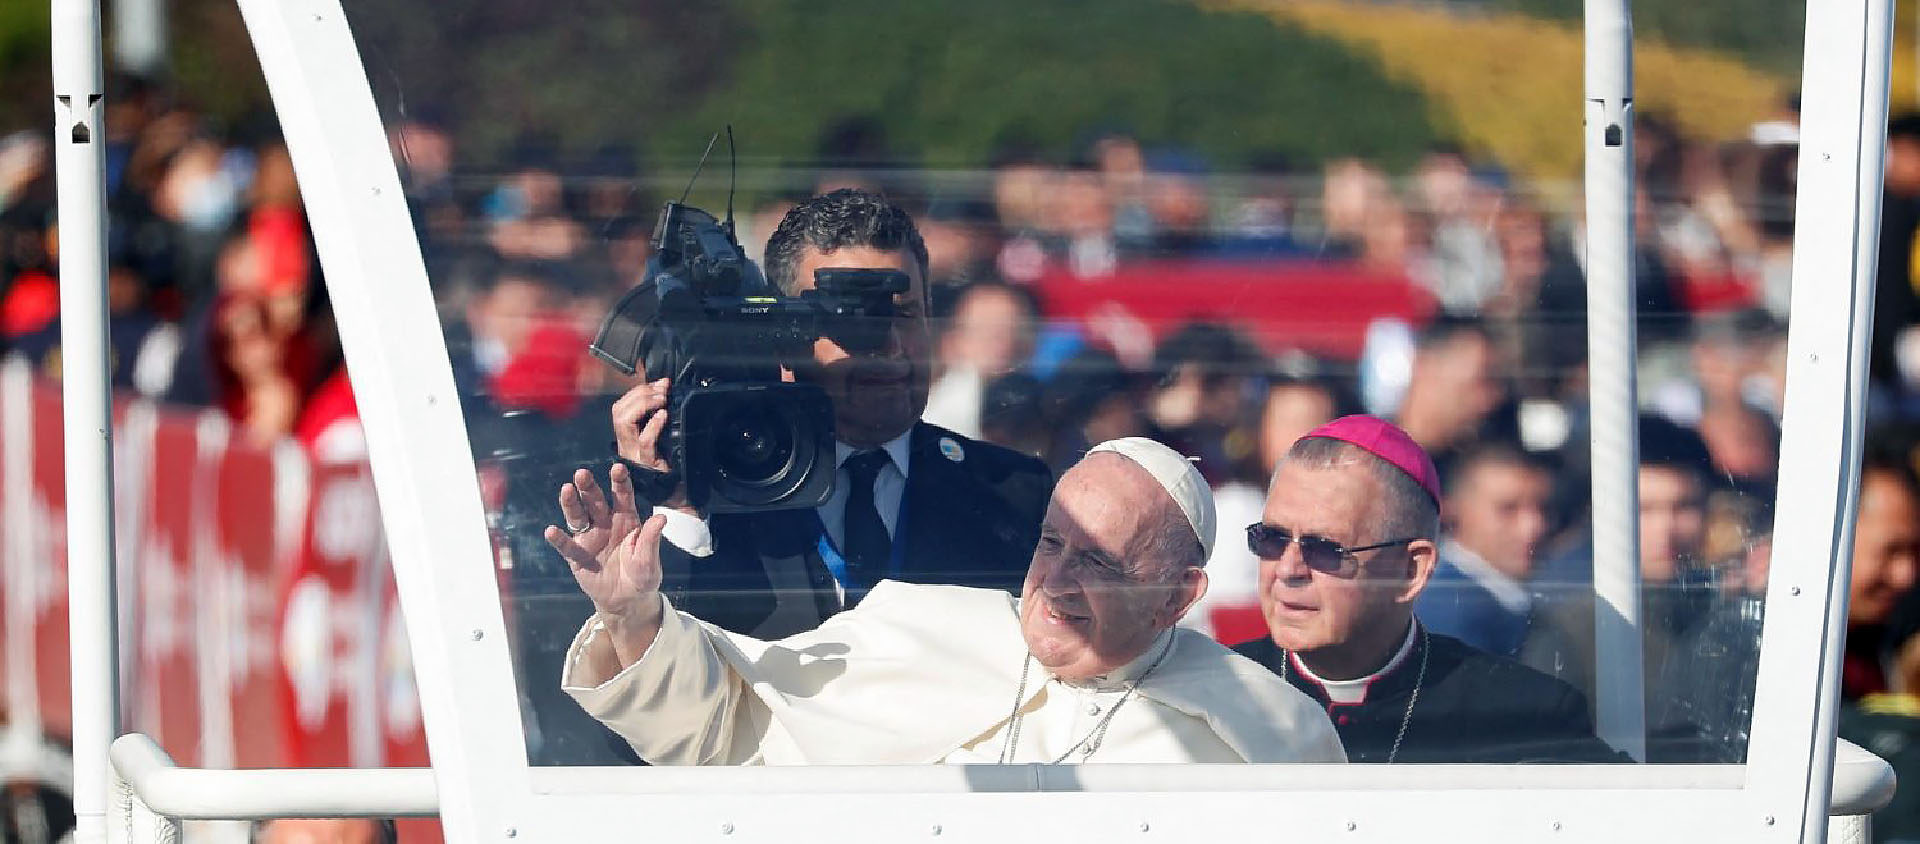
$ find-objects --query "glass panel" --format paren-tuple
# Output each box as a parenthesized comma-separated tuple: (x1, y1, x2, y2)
(325, 0, 1809, 770)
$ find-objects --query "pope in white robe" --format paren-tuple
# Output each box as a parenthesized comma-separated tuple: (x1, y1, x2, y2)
(550, 437, 1346, 766)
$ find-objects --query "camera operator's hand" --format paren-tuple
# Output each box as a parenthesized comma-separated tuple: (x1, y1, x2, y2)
(545, 463, 668, 670)
(611, 376, 695, 514)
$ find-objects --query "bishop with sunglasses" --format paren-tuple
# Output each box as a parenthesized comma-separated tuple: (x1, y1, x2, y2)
(1233, 416, 1620, 763)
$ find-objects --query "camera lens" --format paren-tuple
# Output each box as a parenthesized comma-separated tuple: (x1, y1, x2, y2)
(682, 383, 834, 514)
(713, 403, 797, 487)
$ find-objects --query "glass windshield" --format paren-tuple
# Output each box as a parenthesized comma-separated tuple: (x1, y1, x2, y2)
(323, 0, 1812, 769)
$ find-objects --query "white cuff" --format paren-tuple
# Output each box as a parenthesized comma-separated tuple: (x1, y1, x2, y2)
(655, 506, 714, 557)
(560, 595, 671, 693)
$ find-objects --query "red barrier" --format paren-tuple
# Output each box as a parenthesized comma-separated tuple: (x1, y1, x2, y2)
(28, 377, 72, 743)
(1031, 259, 1436, 362)
(132, 404, 202, 763)
(280, 456, 387, 768)
(216, 433, 297, 770)
(0, 359, 433, 836)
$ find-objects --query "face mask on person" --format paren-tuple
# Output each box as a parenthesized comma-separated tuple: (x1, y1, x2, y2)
(178, 153, 253, 234)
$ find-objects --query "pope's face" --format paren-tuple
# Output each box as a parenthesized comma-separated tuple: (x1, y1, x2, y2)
(785, 246, 932, 448)
(1258, 461, 1422, 658)
(1020, 455, 1199, 682)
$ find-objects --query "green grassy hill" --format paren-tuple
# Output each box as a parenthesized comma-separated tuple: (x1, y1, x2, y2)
(1, 0, 1805, 184)
(345, 0, 1449, 171)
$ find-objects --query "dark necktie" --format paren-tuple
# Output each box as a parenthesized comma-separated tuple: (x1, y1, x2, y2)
(840, 449, 894, 591)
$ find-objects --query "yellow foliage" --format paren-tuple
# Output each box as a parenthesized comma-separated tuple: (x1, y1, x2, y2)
(1205, 0, 1790, 180)
(1895, 0, 1920, 113)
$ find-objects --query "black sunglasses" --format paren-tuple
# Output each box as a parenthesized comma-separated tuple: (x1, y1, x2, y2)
(1245, 523, 1419, 577)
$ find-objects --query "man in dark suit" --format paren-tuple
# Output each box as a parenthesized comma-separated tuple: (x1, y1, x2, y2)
(1415, 443, 1555, 658)
(604, 189, 1052, 639)
(1232, 415, 1617, 763)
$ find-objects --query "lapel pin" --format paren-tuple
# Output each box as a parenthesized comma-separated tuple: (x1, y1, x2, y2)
(938, 436, 966, 462)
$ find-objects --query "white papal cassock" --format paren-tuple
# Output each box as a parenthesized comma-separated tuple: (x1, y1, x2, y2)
(562, 580, 1346, 765)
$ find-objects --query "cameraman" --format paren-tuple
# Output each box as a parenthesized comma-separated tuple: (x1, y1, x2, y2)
(612, 189, 1053, 638)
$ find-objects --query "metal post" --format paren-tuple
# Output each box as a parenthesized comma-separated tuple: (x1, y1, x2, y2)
(1583, 0, 1647, 761)
(51, 1, 119, 841)
(1798, 0, 1895, 836)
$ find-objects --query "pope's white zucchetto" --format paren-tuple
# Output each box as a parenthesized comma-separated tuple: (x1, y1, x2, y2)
(1085, 437, 1216, 559)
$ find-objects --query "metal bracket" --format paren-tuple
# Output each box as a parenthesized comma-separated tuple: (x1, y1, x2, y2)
(52, 93, 101, 144)
(1586, 97, 1634, 147)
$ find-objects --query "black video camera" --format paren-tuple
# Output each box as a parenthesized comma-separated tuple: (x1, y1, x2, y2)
(590, 201, 909, 514)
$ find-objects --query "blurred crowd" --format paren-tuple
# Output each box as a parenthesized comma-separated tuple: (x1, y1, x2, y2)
(0, 76, 355, 458)
(15, 69, 1920, 784)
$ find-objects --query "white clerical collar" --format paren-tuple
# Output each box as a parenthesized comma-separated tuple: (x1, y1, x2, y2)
(835, 432, 914, 480)
(1290, 620, 1419, 705)
(1439, 538, 1532, 616)
(1056, 628, 1175, 692)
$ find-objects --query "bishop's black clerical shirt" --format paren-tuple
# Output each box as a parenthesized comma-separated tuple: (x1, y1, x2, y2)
(1234, 630, 1624, 763)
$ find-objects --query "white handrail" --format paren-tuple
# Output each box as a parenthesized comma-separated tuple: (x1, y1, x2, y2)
(1829, 739, 1899, 844)
(107, 734, 437, 820)
(104, 730, 1892, 828)
(1830, 739, 1898, 818)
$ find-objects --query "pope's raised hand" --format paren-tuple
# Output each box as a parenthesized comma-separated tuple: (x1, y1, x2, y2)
(545, 462, 666, 626)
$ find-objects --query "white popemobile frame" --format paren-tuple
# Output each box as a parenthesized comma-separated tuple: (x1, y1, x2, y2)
(65, 0, 1898, 840)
